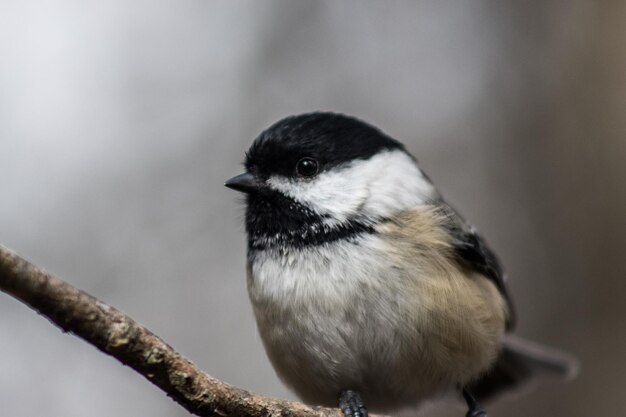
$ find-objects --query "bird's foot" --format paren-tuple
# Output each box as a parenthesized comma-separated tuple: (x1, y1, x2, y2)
(466, 409, 488, 417)
(339, 390, 368, 417)
(463, 389, 488, 417)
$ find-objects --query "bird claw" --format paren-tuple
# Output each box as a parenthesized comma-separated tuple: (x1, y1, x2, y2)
(466, 409, 488, 417)
(339, 390, 368, 417)
(463, 389, 488, 417)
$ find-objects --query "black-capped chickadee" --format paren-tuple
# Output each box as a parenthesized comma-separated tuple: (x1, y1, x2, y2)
(225, 113, 577, 417)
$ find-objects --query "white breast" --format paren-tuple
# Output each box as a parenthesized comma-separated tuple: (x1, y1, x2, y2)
(247, 234, 447, 409)
(246, 222, 506, 412)
(248, 235, 389, 307)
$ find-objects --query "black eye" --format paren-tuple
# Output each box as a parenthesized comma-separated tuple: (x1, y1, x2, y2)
(296, 157, 319, 178)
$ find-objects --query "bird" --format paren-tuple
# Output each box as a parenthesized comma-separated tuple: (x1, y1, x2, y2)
(225, 112, 577, 417)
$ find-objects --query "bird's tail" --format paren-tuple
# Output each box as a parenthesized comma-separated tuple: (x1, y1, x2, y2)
(468, 335, 579, 402)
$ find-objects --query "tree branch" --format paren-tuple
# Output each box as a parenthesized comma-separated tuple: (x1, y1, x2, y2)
(0, 244, 347, 417)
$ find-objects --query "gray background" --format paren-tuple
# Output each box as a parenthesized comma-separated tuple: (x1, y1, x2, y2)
(1, 2, 624, 416)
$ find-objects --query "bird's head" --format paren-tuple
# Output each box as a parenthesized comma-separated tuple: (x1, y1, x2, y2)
(225, 112, 436, 250)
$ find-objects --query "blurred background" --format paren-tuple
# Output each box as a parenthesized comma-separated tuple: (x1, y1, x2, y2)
(1, 1, 624, 416)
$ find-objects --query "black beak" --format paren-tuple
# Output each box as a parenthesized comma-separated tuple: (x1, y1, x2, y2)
(224, 172, 261, 193)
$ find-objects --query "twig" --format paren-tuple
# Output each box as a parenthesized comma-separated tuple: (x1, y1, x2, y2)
(0, 244, 347, 417)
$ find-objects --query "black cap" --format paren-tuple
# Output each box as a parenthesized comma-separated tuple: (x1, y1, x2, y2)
(244, 112, 405, 179)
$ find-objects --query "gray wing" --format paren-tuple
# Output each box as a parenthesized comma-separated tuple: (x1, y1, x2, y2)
(439, 202, 516, 330)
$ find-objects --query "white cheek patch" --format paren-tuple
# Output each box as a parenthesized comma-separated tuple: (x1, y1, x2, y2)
(266, 149, 436, 221)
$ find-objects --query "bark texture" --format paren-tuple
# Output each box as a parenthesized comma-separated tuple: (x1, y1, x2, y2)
(0, 244, 350, 417)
